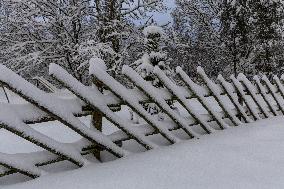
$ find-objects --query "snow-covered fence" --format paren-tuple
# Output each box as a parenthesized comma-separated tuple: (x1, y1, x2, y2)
(1, 61, 284, 181)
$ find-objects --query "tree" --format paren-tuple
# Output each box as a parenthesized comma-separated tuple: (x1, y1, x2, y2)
(251, 0, 284, 76)
(91, 0, 166, 75)
(134, 26, 172, 87)
(220, 0, 284, 77)
(0, 0, 94, 82)
(0, 0, 165, 82)
(171, 0, 228, 79)
(131, 25, 175, 120)
(172, 0, 284, 79)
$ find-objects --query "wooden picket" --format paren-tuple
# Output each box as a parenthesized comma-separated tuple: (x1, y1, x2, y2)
(197, 67, 242, 126)
(230, 75, 261, 120)
(0, 62, 284, 183)
(154, 66, 213, 134)
(263, 76, 284, 114)
(238, 74, 271, 118)
(217, 75, 253, 123)
(122, 66, 200, 138)
(176, 67, 229, 130)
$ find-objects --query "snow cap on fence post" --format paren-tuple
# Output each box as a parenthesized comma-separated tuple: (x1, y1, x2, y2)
(175, 66, 183, 74)
(152, 65, 161, 75)
(273, 75, 277, 81)
(196, 66, 206, 75)
(217, 74, 223, 81)
(49, 63, 58, 74)
(253, 75, 260, 82)
(280, 74, 284, 81)
(89, 57, 107, 73)
(237, 73, 246, 81)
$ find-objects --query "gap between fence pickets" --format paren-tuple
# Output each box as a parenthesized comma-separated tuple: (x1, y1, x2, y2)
(176, 67, 229, 130)
(153, 66, 214, 134)
(237, 73, 271, 118)
(9, 98, 89, 124)
(230, 75, 261, 120)
(122, 65, 199, 138)
(88, 61, 182, 144)
(0, 99, 90, 172)
(49, 63, 162, 150)
(0, 64, 128, 159)
(217, 75, 253, 123)
(253, 76, 278, 116)
(197, 67, 242, 126)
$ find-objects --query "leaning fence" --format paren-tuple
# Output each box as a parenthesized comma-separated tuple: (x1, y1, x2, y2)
(0, 61, 283, 181)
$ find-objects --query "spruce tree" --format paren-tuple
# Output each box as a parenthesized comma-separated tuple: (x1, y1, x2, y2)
(133, 26, 175, 120)
(220, 0, 284, 77)
(135, 26, 172, 88)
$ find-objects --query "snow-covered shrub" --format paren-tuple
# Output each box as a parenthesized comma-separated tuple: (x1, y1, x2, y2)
(76, 41, 120, 74)
(135, 26, 172, 88)
(130, 26, 176, 121)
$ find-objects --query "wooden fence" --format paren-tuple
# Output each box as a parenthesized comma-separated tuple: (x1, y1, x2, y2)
(0, 61, 284, 181)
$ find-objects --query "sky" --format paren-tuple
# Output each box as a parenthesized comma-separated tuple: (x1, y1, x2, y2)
(153, 0, 176, 25)
(134, 0, 176, 25)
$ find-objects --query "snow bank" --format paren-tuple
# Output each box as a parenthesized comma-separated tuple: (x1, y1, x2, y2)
(6, 116, 284, 189)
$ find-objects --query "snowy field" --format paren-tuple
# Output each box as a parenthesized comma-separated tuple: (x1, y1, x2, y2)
(1, 0, 283, 188)
(2, 116, 284, 188)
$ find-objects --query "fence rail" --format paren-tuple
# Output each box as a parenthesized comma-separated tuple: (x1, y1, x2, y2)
(0, 62, 284, 182)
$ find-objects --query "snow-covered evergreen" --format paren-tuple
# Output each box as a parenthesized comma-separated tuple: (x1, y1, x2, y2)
(134, 25, 172, 88)
(221, 0, 284, 77)
(131, 25, 174, 119)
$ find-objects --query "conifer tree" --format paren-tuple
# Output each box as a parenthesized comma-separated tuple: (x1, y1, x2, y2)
(132, 26, 176, 120)
(220, 0, 284, 77)
(135, 26, 172, 88)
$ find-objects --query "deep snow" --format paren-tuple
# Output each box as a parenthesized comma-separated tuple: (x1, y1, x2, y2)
(3, 116, 284, 189)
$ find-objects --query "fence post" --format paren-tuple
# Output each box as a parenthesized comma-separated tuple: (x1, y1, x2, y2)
(91, 78, 104, 161)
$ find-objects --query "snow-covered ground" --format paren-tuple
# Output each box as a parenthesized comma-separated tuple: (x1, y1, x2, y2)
(3, 116, 284, 189)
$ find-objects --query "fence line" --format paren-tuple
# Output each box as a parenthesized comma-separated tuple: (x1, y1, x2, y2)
(0, 62, 284, 181)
